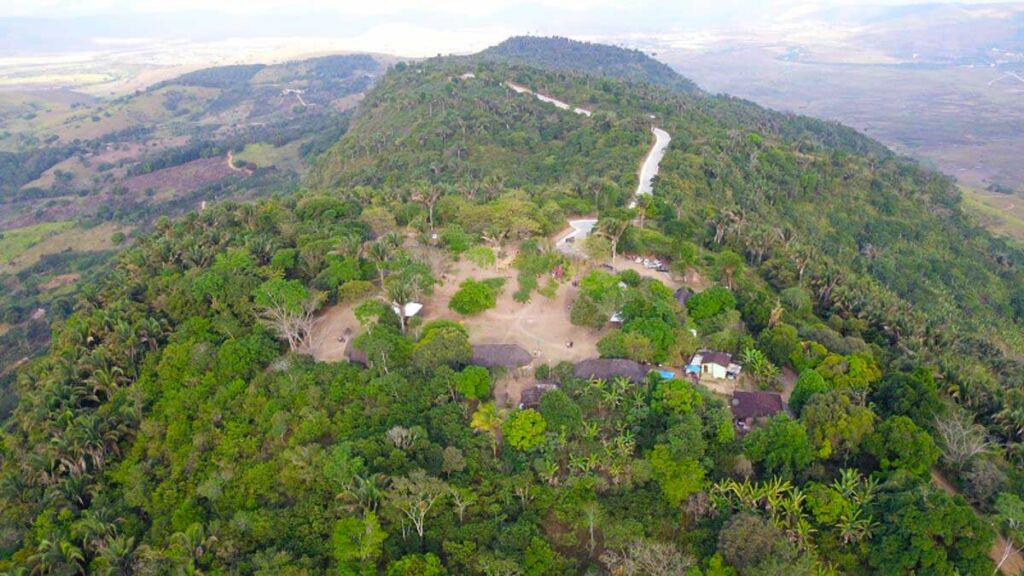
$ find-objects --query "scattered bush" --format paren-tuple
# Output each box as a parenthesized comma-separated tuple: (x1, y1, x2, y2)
(687, 286, 736, 322)
(449, 278, 502, 315)
(337, 280, 375, 303)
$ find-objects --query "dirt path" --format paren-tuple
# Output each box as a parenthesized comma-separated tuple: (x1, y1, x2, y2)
(505, 80, 671, 202)
(931, 470, 1023, 575)
(635, 127, 671, 197)
(226, 150, 243, 172)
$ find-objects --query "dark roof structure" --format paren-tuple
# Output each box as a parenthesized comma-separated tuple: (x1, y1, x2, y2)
(730, 390, 785, 420)
(573, 358, 647, 383)
(519, 382, 559, 408)
(701, 350, 734, 367)
(674, 287, 693, 306)
(345, 340, 368, 366)
(471, 344, 532, 369)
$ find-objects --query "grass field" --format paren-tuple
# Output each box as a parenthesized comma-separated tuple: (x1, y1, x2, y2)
(961, 187, 1024, 246)
(0, 221, 76, 265)
(236, 140, 306, 173)
(0, 221, 128, 275)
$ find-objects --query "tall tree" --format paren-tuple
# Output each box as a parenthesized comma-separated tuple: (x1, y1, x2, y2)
(386, 470, 448, 540)
(597, 217, 630, 263)
(471, 402, 507, 457)
(253, 279, 324, 353)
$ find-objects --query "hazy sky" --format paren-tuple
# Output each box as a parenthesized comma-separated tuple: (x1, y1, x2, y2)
(2, 0, 1021, 56)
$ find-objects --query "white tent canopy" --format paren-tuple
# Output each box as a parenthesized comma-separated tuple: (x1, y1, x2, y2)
(392, 302, 423, 317)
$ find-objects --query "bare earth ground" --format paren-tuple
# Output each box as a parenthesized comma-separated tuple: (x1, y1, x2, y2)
(312, 256, 612, 405)
(122, 156, 238, 196)
(931, 470, 1024, 575)
(312, 247, 702, 406)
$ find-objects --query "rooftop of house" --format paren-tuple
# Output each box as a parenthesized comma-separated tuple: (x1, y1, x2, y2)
(519, 382, 559, 408)
(574, 358, 647, 383)
(692, 350, 734, 367)
(730, 390, 785, 421)
(471, 344, 533, 369)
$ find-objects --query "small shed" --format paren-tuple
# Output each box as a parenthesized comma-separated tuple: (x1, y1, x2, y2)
(345, 340, 368, 366)
(573, 358, 647, 383)
(731, 390, 785, 433)
(519, 382, 559, 409)
(674, 287, 693, 307)
(471, 344, 532, 369)
(689, 350, 742, 380)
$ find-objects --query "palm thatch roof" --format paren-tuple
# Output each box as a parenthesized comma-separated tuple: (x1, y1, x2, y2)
(519, 382, 559, 408)
(345, 340, 368, 366)
(471, 344, 532, 369)
(573, 358, 647, 383)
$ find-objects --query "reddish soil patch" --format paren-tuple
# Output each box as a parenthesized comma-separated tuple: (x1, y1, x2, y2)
(38, 273, 80, 291)
(122, 156, 238, 195)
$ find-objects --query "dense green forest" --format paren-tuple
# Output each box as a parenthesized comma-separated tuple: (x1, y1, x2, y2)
(3, 36, 1024, 575)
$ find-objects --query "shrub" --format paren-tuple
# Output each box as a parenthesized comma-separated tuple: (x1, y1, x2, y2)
(441, 225, 474, 254)
(337, 280, 375, 303)
(687, 286, 736, 322)
(465, 245, 496, 268)
(456, 365, 491, 400)
(449, 279, 500, 315)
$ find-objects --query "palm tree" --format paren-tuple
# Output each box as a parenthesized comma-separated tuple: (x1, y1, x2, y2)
(597, 218, 630, 263)
(29, 539, 85, 575)
(96, 536, 137, 576)
(996, 389, 1024, 442)
(471, 402, 506, 458)
(635, 195, 653, 229)
(386, 275, 420, 334)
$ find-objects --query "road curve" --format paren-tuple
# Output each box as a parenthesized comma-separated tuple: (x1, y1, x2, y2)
(636, 127, 671, 197)
(504, 78, 670, 200)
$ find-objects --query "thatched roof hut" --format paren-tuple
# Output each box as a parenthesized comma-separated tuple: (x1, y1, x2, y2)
(471, 344, 532, 369)
(573, 358, 647, 383)
(674, 287, 693, 307)
(519, 382, 559, 408)
(345, 340, 368, 366)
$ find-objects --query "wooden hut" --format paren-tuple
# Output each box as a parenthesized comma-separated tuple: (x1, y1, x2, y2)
(573, 358, 647, 383)
(471, 344, 532, 369)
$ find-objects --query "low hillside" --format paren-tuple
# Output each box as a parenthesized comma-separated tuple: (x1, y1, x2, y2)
(480, 35, 699, 93)
(0, 54, 384, 376)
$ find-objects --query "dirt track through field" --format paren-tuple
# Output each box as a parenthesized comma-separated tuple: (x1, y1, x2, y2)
(931, 470, 1023, 575)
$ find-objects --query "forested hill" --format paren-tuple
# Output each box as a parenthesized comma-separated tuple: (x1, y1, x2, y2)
(480, 36, 699, 93)
(6, 36, 1024, 575)
(311, 40, 1024, 362)
(309, 38, 1024, 442)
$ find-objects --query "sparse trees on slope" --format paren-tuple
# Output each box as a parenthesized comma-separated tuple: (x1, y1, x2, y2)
(254, 279, 324, 354)
(935, 410, 991, 473)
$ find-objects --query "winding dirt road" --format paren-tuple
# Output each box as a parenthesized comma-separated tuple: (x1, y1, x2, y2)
(636, 127, 671, 197)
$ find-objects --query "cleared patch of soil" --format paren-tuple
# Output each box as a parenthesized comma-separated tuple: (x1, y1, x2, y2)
(310, 302, 361, 362)
(121, 156, 238, 196)
(38, 273, 80, 291)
